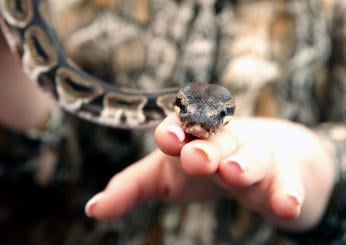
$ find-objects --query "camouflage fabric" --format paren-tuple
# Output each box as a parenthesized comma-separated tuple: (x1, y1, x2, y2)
(0, 0, 346, 244)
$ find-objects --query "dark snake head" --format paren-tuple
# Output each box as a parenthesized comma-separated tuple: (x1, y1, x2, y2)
(174, 82, 236, 138)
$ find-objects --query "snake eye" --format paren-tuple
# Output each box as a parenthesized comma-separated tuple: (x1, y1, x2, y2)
(174, 97, 187, 114)
(221, 107, 235, 117)
(220, 107, 235, 126)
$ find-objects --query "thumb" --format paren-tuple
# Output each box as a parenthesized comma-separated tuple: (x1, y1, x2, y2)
(85, 150, 171, 220)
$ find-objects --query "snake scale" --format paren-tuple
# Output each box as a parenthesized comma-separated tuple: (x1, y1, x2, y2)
(0, 0, 235, 134)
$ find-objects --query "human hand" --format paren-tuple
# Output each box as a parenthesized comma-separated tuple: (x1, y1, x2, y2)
(0, 30, 52, 131)
(85, 115, 335, 231)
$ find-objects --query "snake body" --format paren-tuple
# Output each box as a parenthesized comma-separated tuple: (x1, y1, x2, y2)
(0, 0, 235, 132)
(0, 0, 179, 128)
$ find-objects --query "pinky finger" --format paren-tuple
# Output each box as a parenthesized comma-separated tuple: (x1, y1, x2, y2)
(269, 168, 305, 220)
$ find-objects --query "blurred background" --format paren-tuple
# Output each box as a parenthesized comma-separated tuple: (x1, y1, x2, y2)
(0, 0, 345, 244)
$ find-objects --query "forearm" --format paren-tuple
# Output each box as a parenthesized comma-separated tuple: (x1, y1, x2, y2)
(0, 29, 51, 131)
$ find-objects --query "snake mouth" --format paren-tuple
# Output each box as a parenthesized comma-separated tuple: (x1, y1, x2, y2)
(179, 119, 217, 139)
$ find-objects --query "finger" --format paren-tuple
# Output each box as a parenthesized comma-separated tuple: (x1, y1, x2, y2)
(235, 178, 273, 213)
(180, 140, 221, 177)
(177, 121, 243, 177)
(219, 142, 274, 187)
(85, 150, 171, 220)
(155, 114, 188, 156)
(269, 165, 305, 220)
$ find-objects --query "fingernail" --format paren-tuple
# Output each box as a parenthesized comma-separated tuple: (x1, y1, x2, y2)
(283, 187, 303, 206)
(223, 156, 247, 173)
(85, 193, 104, 218)
(167, 125, 185, 142)
(191, 143, 214, 163)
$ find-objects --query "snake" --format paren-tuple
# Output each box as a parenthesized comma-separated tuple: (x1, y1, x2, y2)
(0, 0, 235, 135)
(175, 81, 235, 138)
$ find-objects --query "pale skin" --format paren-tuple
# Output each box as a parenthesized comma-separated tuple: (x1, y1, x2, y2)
(0, 30, 51, 131)
(0, 30, 335, 232)
(85, 115, 335, 231)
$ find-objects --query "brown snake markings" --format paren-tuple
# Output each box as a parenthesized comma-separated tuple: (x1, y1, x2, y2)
(0, 0, 179, 128)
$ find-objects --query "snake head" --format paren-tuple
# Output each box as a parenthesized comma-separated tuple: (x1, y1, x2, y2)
(174, 82, 236, 138)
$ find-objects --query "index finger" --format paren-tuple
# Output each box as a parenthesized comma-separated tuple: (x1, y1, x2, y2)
(154, 114, 189, 156)
(155, 114, 241, 158)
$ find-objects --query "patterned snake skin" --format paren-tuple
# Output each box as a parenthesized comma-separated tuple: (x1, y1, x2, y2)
(0, 0, 181, 129)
